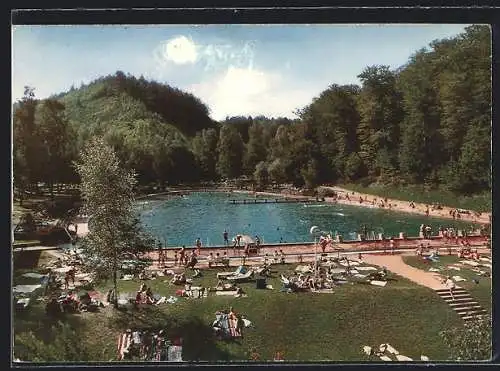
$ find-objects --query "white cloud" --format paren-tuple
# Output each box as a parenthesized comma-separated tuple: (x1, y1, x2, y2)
(188, 66, 316, 120)
(157, 35, 198, 65)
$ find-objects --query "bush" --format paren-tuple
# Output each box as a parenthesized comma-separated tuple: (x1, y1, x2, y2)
(15, 321, 91, 362)
(440, 317, 491, 361)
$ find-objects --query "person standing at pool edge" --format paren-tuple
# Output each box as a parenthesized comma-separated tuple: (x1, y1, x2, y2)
(223, 230, 229, 245)
(195, 237, 202, 255)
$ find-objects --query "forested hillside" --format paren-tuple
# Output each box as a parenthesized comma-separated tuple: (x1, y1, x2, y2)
(13, 25, 491, 196)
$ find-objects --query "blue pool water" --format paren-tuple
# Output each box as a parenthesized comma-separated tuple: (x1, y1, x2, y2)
(137, 192, 473, 248)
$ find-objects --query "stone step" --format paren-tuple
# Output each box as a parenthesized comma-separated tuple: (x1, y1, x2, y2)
(443, 296, 475, 303)
(453, 306, 486, 314)
(435, 288, 467, 294)
(462, 313, 488, 321)
(439, 292, 472, 297)
(448, 301, 479, 308)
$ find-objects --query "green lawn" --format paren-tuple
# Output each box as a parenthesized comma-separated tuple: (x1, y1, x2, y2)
(338, 184, 491, 213)
(13, 262, 465, 362)
(402, 255, 492, 312)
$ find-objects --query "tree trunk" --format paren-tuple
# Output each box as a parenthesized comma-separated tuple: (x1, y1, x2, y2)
(112, 255, 118, 308)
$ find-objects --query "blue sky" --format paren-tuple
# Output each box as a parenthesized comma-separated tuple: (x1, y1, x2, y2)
(12, 24, 471, 120)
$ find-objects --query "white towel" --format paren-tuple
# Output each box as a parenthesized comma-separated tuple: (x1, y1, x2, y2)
(396, 354, 413, 361)
(448, 266, 461, 271)
(452, 276, 466, 282)
(420, 355, 429, 361)
(370, 280, 387, 287)
(429, 268, 441, 272)
(13, 285, 42, 293)
(362, 346, 372, 355)
(22, 272, 46, 279)
(356, 266, 378, 271)
(353, 273, 367, 278)
(462, 261, 479, 267)
(380, 355, 392, 361)
(385, 344, 399, 355)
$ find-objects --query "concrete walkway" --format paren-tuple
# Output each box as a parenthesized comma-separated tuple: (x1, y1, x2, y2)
(360, 253, 448, 290)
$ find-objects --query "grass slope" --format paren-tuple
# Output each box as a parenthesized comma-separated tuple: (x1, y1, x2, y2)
(14, 262, 464, 362)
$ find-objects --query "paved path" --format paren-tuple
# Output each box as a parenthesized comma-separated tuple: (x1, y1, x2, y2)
(360, 253, 448, 290)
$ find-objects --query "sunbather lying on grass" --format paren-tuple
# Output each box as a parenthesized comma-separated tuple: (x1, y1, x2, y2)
(170, 273, 186, 285)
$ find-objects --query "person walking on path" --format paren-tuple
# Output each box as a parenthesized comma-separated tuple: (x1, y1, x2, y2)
(444, 276, 456, 300)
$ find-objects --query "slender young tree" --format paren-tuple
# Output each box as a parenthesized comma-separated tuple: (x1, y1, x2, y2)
(75, 137, 137, 307)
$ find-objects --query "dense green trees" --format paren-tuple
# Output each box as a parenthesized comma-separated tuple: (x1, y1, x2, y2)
(75, 137, 139, 307)
(13, 25, 491, 195)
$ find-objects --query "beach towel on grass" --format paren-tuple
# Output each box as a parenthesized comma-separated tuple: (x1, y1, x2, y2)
(353, 273, 367, 279)
(384, 344, 399, 355)
(214, 313, 230, 337)
(379, 355, 392, 361)
(215, 290, 238, 296)
(295, 265, 312, 273)
(22, 272, 46, 280)
(429, 268, 441, 272)
(370, 280, 387, 287)
(362, 346, 372, 355)
(52, 267, 72, 273)
(16, 298, 30, 309)
(452, 276, 466, 282)
(396, 354, 413, 361)
(461, 260, 480, 267)
(313, 288, 334, 294)
(448, 266, 461, 271)
(329, 268, 346, 274)
(13, 284, 42, 294)
(479, 257, 491, 263)
(356, 266, 378, 271)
